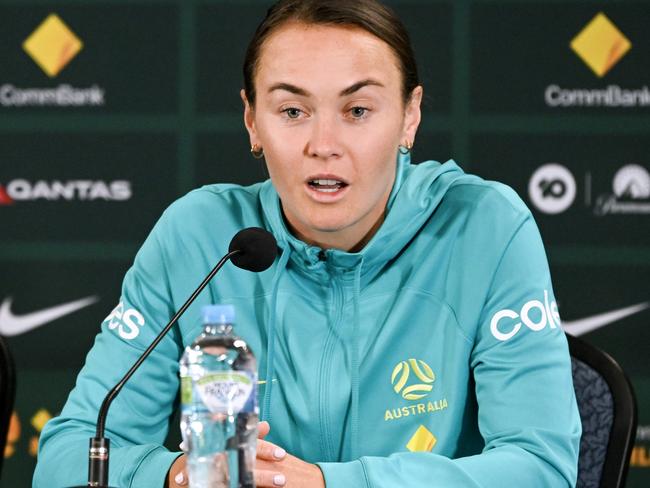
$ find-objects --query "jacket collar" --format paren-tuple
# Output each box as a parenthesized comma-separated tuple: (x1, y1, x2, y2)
(260, 154, 465, 277)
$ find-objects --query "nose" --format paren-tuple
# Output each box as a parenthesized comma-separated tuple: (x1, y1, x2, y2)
(305, 113, 343, 160)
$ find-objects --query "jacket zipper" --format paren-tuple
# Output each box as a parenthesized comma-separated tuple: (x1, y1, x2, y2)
(317, 272, 344, 461)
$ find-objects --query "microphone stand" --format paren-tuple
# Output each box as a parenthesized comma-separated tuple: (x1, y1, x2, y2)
(73, 250, 240, 488)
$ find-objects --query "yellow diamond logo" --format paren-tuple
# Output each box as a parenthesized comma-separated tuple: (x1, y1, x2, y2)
(30, 408, 52, 432)
(23, 14, 83, 78)
(570, 12, 631, 78)
(406, 425, 437, 452)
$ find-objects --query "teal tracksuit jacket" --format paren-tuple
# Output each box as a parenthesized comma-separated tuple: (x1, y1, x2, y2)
(33, 156, 581, 487)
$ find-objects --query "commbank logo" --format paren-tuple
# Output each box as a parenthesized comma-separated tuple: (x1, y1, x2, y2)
(391, 359, 435, 400)
(570, 12, 631, 78)
(23, 14, 83, 78)
(2, 14, 104, 108)
(545, 13, 648, 109)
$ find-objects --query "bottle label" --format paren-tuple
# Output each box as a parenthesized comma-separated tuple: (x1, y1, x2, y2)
(180, 376, 192, 406)
(196, 372, 254, 414)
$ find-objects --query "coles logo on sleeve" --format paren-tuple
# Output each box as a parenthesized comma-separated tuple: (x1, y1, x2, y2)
(103, 300, 145, 340)
(490, 290, 561, 341)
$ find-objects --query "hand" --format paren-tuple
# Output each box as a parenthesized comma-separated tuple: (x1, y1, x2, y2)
(254, 422, 324, 487)
(166, 421, 325, 488)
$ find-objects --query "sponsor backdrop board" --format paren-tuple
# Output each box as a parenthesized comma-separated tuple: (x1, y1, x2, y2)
(0, 5, 179, 113)
(0, 0, 648, 486)
(471, 133, 650, 247)
(0, 133, 178, 243)
(470, 4, 650, 114)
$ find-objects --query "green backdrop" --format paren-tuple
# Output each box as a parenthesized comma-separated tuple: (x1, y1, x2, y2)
(1, 0, 649, 486)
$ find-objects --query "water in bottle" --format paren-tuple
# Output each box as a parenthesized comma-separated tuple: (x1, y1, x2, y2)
(180, 304, 258, 488)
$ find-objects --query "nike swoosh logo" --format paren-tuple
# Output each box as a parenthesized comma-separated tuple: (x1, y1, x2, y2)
(0, 296, 100, 336)
(562, 301, 650, 336)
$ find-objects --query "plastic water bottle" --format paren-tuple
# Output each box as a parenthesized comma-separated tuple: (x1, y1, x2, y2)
(180, 304, 258, 488)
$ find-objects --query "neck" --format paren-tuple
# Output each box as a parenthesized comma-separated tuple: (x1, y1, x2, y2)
(286, 210, 386, 253)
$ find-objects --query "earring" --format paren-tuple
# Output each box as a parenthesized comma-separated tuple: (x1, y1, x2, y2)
(398, 140, 413, 155)
(251, 144, 264, 159)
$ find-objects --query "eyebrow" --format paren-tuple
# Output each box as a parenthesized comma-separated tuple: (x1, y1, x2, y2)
(268, 78, 385, 97)
(268, 82, 309, 97)
(339, 79, 385, 96)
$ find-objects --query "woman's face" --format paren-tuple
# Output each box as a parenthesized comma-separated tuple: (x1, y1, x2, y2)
(243, 23, 422, 251)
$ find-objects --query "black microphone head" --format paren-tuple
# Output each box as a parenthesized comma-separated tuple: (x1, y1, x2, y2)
(228, 227, 278, 272)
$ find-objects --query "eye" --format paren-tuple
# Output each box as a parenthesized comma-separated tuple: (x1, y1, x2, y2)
(282, 107, 303, 119)
(349, 106, 369, 119)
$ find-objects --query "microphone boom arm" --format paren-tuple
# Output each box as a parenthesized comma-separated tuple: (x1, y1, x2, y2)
(88, 249, 241, 487)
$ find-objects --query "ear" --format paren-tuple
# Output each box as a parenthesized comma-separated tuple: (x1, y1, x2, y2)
(241, 89, 259, 146)
(401, 86, 423, 145)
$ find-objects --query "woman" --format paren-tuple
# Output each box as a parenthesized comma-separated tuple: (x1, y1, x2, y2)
(34, 1, 581, 487)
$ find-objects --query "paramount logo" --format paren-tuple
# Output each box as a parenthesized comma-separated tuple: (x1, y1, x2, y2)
(594, 164, 650, 216)
(0, 180, 132, 204)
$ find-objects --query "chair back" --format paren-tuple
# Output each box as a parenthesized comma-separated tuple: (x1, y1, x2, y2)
(568, 333, 637, 488)
(0, 334, 16, 478)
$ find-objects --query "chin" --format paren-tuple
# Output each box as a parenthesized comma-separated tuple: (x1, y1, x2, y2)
(309, 222, 348, 234)
(305, 216, 351, 234)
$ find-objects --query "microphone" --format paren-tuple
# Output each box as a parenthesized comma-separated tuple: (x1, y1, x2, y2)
(230, 227, 278, 272)
(72, 227, 278, 488)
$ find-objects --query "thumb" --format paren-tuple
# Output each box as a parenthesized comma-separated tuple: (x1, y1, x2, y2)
(258, 421, 270, 439)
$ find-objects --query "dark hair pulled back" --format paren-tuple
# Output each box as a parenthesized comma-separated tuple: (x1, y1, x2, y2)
(243, 0, 420, 106)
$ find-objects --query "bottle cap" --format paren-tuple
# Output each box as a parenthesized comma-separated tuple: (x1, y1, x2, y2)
(202, 304, 235, 324)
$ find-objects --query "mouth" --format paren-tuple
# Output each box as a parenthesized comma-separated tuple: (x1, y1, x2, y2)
(304, 175, 350, 202)
(306, 177, 349, 193)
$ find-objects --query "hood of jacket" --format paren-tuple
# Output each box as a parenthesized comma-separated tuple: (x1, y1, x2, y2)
(259, 153, 467, 276)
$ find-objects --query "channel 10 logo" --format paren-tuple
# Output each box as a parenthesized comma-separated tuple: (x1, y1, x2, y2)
(391, 358, 436, 401)
(528, 163, 577, 214)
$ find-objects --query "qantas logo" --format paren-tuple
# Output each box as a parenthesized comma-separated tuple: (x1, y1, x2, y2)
(0, 296, 99, 336)
(0, 179, 132, 204)
(0, 185, 13, 205)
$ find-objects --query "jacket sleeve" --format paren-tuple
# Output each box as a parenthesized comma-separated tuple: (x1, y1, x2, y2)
(33, 214, 183, 488)
(318, 214, 581, 487)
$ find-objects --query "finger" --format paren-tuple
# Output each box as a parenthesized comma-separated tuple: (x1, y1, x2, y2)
(168, 455, 188, 487)
(258, 420, 270, 439)
(257, 438, 287, 461)
(174, 469, 188, 486)
(254, 469, 286, 487)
